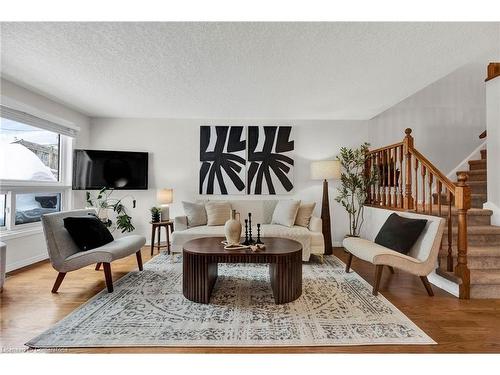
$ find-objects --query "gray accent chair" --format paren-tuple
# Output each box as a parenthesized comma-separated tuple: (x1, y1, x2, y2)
(41, 209, 146, 293)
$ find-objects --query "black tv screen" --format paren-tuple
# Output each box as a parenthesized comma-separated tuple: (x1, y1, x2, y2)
(73, 150, 148, 190)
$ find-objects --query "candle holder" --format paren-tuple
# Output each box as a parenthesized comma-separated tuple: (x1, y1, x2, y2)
(256, 223, 263, 244)
(243, 219, 250, 246)
(248, 213, 255, 245)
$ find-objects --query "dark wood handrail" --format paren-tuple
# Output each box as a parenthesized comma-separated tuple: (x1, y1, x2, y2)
(365, 128, 471, 299)
(479, 130, 487, 139)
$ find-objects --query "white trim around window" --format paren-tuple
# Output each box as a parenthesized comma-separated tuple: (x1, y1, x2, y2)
(0, 124, 74, 238)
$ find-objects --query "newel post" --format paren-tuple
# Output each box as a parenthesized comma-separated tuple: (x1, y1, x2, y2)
(454, 173, 471, 299)
(403, 128, 414, 210)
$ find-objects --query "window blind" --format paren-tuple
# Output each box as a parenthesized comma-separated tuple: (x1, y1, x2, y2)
(0, 105, 79, 138)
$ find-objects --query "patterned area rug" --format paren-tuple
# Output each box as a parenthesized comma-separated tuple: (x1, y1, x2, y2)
(27, 255, 435, 348)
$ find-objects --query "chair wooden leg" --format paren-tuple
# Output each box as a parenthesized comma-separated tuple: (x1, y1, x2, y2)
(95, 263, 102, 271)
(103, 263, 113, 293)
(373, 265, 384, 296)
(387, 266, 395, 274)
(420, 275, 434, 296)
(51, 272, 66, 293)
(136, 250, 143, 271)
(345, 253, 353, 273)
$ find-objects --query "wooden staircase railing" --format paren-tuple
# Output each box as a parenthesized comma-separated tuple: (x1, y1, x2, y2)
(365, 128, 471, 299)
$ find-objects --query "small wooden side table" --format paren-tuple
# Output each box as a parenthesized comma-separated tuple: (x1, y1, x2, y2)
(150, 221, 174, 256)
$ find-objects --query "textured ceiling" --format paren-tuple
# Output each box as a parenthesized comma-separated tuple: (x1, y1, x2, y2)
(1, 22, 499, 119)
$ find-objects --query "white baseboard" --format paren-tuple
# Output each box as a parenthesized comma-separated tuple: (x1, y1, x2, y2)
(333, 241, 343, 247)
(6, 253, 48, 273)
(428, 270, 459, 297)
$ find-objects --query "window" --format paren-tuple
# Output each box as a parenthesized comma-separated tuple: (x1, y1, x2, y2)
(0, 194, 6, 228)
(0, 118, 61, 181)
(0, 105, 77, 234)
(15, 192, 61, 225)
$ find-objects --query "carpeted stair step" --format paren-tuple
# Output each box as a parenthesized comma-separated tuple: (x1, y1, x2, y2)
(480, 149, 487, 160)
(470, 270, 500, 298)
(456, 169, 487, 182)
(439, 246, 500, 269)
(468, 159, 487, 170)
(468, 181, 487, 195)
(416, 205, 492, 226)
(432, 192, 487, 208)
(442, 225, 500, 246)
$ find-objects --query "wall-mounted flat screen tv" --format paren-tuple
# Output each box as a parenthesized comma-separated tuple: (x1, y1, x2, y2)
(72, 150, 148, 190)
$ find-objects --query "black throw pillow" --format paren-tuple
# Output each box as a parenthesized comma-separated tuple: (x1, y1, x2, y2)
(64, 216, 114, 251)
(374, 213, 427, 254)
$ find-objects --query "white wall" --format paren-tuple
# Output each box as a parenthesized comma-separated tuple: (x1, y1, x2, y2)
(485, 76, 500, 225)
(87, 118, 371, 246)
(0, 78, 91, 271)
(369, 63, 486, 176)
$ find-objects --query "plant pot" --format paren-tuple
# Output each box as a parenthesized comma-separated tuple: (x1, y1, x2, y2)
(151, 213, 161, 223)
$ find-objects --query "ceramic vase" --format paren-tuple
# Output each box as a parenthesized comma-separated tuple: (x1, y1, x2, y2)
(224, 210, 242, 245)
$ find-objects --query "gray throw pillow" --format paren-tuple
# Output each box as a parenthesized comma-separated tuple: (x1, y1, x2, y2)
(182, 201, 207, 227)
(271, 200, 301, 227)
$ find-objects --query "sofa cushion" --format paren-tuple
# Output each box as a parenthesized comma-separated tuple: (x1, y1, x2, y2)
(271, 200, 301, 227)
(295, 202, 316, 227)
(63, 216, 114, 251)
(182, 201, 207, 227)
(205, 201, 231, 226)
(374, 213, 427, 254)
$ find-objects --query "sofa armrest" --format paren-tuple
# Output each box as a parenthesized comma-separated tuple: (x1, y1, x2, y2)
(174, 216, 188, 231)
(309, 216, 322, 232)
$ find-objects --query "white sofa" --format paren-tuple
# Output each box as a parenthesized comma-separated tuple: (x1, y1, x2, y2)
(343, 206, 445, 296)
(171, 200, 324, 261)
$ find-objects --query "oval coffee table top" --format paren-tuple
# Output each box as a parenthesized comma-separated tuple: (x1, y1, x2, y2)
(182, 237, 302, 256)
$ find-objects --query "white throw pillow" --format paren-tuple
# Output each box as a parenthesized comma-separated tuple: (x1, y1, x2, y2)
(182, 201, 207, 227)
(205, 201, 232, 226)
(271, 200, 301, 227)
(295, 202, 316, 227)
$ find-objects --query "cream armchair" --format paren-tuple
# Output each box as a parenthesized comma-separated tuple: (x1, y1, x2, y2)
(343, 206, 445, 296)
(41, 209, 146, 293)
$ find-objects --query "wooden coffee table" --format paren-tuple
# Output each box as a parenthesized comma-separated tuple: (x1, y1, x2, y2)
(182, 237, 302, 304)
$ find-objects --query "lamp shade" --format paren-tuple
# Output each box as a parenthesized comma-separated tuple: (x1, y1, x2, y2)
(157, 188, 173, 204)
(310, 160, 341, 180)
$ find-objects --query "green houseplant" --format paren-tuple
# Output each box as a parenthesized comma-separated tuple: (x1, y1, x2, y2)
(150, 206, 161, 223)
(335, 143, 378, 237)
(85, 188, 136, 233)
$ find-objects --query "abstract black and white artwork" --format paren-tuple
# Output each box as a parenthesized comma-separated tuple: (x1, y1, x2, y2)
(199, 126, 246, 195)
(247, 126, 294, 194)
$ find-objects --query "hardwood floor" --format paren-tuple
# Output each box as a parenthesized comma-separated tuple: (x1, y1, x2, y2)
(1, 247, 500, 353)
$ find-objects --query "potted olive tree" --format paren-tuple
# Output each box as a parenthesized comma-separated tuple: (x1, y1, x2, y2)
(335, 143, 378, 237)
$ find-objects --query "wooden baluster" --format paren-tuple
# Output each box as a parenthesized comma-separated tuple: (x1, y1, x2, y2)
(428, 173, 433, 214)
(437, 181, 442, 217)
(421, 165, 426, 213)
(447, 190, 453, 272)
(455, 173, 471, 299)
(376, 152, 381, 205)
(414, 159, 419, 212)
(386, 149, 391, 207)
(381, 151, 386, 206)
(392, 147, 397, 207)
(399, 145, 404, 208)
(371, 154, 376, 204)
(403, 128, 414, 210)
(365, 151, 371, 204)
